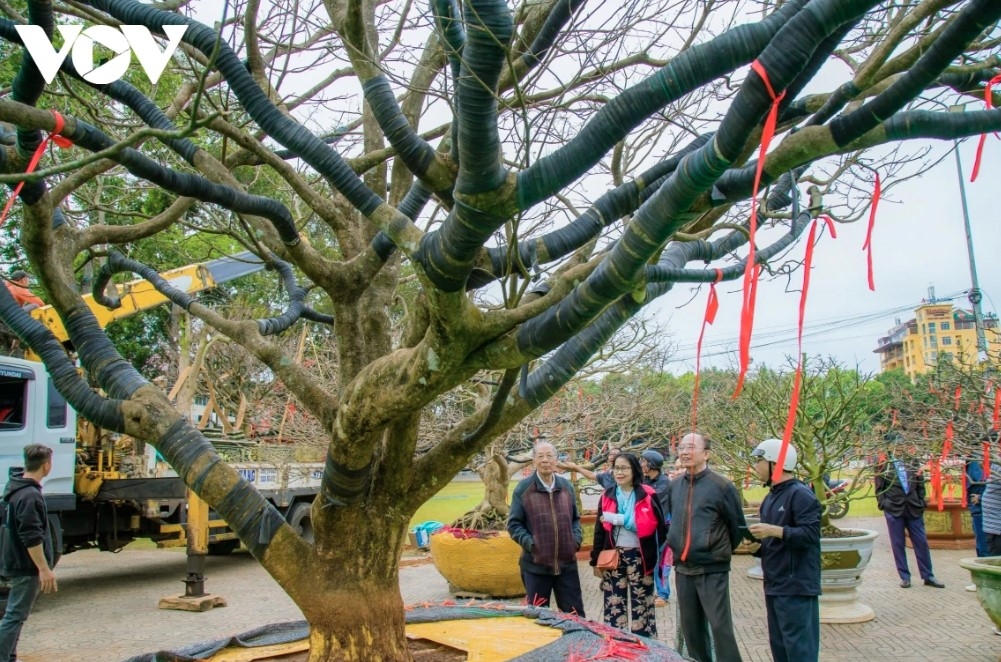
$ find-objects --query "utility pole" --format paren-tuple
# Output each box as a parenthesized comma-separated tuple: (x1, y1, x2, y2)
(950, 105, 988, 361)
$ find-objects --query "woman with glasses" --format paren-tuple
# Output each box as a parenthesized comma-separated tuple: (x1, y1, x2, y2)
(590, 452, 668, 638)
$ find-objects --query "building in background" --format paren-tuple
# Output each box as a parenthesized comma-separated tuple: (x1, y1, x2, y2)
(874, 287, 1001, 378)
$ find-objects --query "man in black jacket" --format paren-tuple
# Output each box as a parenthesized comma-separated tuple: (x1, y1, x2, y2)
(0, 444, 57, 662)
(874, 434, 944, 589)
(748, 438, 821, 662)
(507, 442, 585, 615)
(665, 433, 744, 662)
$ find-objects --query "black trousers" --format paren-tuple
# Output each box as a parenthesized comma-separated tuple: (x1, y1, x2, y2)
(765, 595, 819, 662)
(987, 533, 1001, 556)
(521, 567, 586, 617)
(675, 571, 743, 662)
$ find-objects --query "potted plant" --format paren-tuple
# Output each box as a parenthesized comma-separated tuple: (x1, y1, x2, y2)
(428, 439, 528, 597)
(701, 358, 889, 623)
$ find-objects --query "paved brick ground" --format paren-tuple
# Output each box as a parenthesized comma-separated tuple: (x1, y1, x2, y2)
(12, 516, 1000, 661)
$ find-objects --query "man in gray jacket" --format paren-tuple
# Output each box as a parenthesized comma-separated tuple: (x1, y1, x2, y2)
(666, 433, 745, 662)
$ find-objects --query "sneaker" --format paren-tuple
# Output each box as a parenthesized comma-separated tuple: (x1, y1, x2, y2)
(923, 577, 945, 588)
(966, 584, 977, 592)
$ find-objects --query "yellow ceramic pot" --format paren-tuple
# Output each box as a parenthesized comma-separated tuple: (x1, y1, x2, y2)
(429, 530, 525, 597)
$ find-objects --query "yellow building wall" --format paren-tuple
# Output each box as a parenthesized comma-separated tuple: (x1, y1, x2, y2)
(886, 303, 1001, 379)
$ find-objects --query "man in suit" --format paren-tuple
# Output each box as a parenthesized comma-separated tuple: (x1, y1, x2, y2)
(874, 434, 944, 589)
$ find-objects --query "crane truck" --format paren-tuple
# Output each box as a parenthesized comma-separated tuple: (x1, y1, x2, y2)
(0, 252, 321, 566)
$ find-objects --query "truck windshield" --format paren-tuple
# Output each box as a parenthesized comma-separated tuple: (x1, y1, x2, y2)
(0, 376, 27, 429)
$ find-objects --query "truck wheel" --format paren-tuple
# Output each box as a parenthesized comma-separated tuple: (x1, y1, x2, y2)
(287, 502, 314, 543)
(207, 540, 241, 556)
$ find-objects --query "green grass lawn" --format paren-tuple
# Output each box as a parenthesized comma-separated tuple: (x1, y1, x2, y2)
(409, 480, 518, 530)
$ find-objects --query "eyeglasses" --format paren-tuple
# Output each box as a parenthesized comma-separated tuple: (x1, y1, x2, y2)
(677, 445, 705, 452)
(612, 466, 631, 473)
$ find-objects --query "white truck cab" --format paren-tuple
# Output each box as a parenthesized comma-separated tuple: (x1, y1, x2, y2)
(0, 356, 77, 511)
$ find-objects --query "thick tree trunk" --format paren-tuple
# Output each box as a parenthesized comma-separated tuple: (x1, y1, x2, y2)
(302, 586, 410, 662)
(293, 505, 414, 661)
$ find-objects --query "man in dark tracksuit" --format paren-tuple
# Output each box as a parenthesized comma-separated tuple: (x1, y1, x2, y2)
(0, 444, 57, 662)
(666, 433, 744, 662)
(507, 442, 585, 615)
(749, 439, 821, 662)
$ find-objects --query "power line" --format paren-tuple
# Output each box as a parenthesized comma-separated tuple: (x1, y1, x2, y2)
(665, 289, 972, 365)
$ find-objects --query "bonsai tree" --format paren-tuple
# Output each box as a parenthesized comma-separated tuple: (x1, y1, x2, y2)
(881, 349, 1001, 503)
(736, 357, 893, 529)
(1, 0, 999, 658)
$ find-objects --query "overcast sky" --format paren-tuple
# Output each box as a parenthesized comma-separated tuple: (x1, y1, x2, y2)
(651, 137, 1000, 376)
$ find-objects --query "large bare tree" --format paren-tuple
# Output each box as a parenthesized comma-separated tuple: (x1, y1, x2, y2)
(0, 0, 999, 658)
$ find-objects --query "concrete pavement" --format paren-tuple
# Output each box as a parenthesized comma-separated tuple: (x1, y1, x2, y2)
(11, 515, 1000, 661)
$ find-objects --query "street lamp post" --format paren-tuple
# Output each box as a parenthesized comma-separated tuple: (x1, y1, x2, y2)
(949, 104, 989, 361)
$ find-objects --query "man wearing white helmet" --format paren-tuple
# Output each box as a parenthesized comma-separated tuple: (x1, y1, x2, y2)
(748, 438, 821, 662)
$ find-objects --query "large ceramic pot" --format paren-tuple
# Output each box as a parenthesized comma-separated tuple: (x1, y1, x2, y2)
(819, 528, 879, 624)
(742, 509, 764, 576)
(960, 556, 1001, 630)
(429, 529, 525, 598)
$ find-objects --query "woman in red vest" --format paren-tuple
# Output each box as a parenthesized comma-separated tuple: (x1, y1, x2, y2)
(590, 452, 667, 638)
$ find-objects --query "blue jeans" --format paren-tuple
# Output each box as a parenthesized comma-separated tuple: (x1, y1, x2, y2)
(971, 511, 988, 557)
(0, 575, 41, 662)
(655, 560, 671, 599)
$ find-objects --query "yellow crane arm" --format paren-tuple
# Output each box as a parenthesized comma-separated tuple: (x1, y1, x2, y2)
(29, 252, 264, 345)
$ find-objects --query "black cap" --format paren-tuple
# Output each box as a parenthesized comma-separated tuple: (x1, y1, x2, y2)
(9, 270, 28, 281)
(641, 450, 664, 470)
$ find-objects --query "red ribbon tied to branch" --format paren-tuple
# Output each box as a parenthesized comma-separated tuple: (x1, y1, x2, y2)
(942, 421, 954, 462)
(773, 216, 836, 484)
(971, 73, 1001, 182)
(862, 172, 880, 291)
(691, 269, 723, 432)
(735, 60, 786, 398)
(0, 111, 72, 228)
(994, 384, 1000, 431)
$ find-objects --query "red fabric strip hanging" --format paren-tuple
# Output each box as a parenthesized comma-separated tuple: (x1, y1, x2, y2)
(861, 173, 880, 291)
(1, 111, 72, 227)
(891, 409, 898, 427)
(735, 61, 786, 398)
(993, 387, 1000, 431)
(942, 421, 954, 461)
(773, 217, 835, 484)
(691, 269, 723, 431)
(930, 459, 944, 511)
(954, 385, 963, 410)
(984, 442, 992, 480)
(971, 73, 1001, 182)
